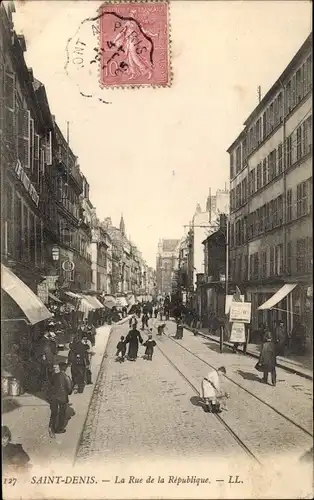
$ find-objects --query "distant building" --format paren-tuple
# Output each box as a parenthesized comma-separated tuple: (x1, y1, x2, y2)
(156, 239, 180, 295)
(227, 33, 312, 344)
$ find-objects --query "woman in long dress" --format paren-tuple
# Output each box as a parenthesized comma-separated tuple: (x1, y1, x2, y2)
(125, 326, 143, 361)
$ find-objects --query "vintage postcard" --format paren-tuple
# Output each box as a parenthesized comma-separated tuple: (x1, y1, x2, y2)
(1, 0, 313, 499)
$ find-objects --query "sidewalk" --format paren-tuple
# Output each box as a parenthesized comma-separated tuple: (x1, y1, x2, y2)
(2, 316, 131, 467)
(172, 321, 313, 380)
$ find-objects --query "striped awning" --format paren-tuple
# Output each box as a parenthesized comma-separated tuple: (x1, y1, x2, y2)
(257, 284, 297, 311)
(1, 264, 52, 325)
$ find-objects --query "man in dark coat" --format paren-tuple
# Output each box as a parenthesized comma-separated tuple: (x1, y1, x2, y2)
(259, 332, 277, 386)
(143, 334, 156, 360)
(125, 326, 143, 361)
(48, 363, 72, 437)
(68, 337, 89, 393)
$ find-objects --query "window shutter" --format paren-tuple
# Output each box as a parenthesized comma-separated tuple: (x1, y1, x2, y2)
(30, 118, 34, 173)
(18, 108, 30, 169)
(4, 71, 16, 154)
(45, 130, 52, 165)
(34, 134, 40, 185)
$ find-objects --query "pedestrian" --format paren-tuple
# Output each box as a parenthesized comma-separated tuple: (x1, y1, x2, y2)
(2, 426, 31, 471)
(141, 312, 149, 330)
(275, 320, 287, 356)
(33, 331, 56, 392)
(255, 331, 277, 386)
(68, 336, 89, 393)
(200, 366, 228, 412)
(125, 325, 143, 361)
(81, 335, 93, 385)
(143, 333, 156, 360)
(290, 318, 306, 355)
(153, 307, 158, 319)
(116, 336, 126, 362)
(87, 325, 96, 347)
(175, 318, 184, 339)
(48, 362, 72, 438)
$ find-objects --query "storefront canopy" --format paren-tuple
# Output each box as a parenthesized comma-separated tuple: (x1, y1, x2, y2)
(1, 264, 52, 325)
(257, 284, 297, 311)
(103, 295, 116, 309)
(48, 292, 62, 303)
(82, 295, 104, 309)
(116, 296, 128, 308)
(65, 291, 81, 300)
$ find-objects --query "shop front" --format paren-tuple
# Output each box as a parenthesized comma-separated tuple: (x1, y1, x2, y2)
(1, 264, 52, 396)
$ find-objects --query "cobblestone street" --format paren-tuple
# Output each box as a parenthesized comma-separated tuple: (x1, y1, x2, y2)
(76, 321, 313, 465)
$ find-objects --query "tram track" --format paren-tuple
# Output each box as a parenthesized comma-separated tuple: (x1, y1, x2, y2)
(143, 327, 262, 465)
(165, 330, 313, 439)
(150, 319, 312, 439)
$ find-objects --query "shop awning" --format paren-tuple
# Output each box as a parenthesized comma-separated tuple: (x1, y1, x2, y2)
(103, 295, 116, 309)
(257, 284, 297, 311)
(116, 296, 128, 308)
(82, 295, 104, 309)
(48, 293, 62, 303)
(65, 291, 82, 300)
(1, 264, 52, 325)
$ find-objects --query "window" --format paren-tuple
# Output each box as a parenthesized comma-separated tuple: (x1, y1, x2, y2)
(253, 253, 259, 279)
(17, 108, 30, 170)
(286, 80, 292, 112)
(268, 150, 277, 180)
(277, 143, 283, 173)
(262, 158, 267, 185)
(236, 184, 241, 208)
(230, 153, 234, 179)
(242, 177, 247, 203)
(275, 244, 283, 276)
(269, 102, 274, 130)
(4, 71, 16, 153)
(242, 138, 248, 162)
(285, 135, 292, 168)
(29, 213, 36, 264)
(36, 219, 42, 265)
(261, 251, 267, 278)
(4, 184, 14, 256)
(286, 189, 293, 222)
(286, 241, 292, 275)
(260, 205, 265, 233)
(303, 115, 312, 155)
(22, 204, 29, 261)
(262, 111, 267, 139)
(269, 247, 275, 277)
(306, 55, 312, 93)
(249, 169, 256, 196)
(297, 180, 309, 217)
(277, 92, 283, 123)
(296, 68, 303, 103)
(277, 195, 283, 225)
(291, 74, 296, 108)
(296, 239, 306, 274)
(256, 163, 262, 190)
(236, 145, 241, 173)
(296, 126, 302, 160)
(264, 203, 269, 230)
(256, 118, 262, 144)
(14, 196, 22, 260)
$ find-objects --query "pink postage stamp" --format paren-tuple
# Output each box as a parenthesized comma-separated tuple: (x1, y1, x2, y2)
(97, 1, 170, 87)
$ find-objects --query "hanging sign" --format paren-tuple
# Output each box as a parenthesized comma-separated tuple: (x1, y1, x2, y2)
(225, 295, 245, 314)
(15, 160, 39, 206)
(229, 322, 246, 343)
(229, 302, 252, 323)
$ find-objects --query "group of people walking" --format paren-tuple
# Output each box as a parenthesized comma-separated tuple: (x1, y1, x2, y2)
(116, 315, 157, 362)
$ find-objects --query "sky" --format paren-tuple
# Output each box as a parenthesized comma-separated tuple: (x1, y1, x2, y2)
(13, 0, 311, 267)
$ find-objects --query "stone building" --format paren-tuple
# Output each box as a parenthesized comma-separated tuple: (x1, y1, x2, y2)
(227, 34, 312, 342)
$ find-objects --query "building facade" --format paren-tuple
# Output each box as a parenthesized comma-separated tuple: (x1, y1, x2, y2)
(227, 34, 312, 344)
(156, 239, 180, 296)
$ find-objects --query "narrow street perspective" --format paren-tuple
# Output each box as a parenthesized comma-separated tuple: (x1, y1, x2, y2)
(1, 2, 313, 500)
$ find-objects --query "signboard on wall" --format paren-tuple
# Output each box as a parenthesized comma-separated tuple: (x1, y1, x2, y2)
(229, 302, 252, 324)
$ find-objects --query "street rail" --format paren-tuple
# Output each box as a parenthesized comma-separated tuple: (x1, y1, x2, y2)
(143, 327, 262, 465)
(159, 323, 313, 439)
